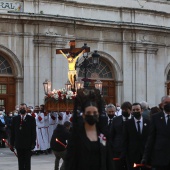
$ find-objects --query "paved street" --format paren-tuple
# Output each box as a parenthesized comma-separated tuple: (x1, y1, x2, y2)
(0, 148, 56, 170)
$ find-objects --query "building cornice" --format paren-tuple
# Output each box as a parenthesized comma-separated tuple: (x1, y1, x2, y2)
(34, 0, 170, 15)
(0, 12, 170, 34)
(131, 44, 158, 54)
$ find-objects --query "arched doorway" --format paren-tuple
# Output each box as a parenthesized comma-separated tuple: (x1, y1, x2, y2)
(78, 57, 115, 104)
(0, 55, 16, 114)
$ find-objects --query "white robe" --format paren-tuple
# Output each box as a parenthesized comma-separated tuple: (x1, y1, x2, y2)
(48, 112, 57, 141)
(33, 113, 40, 151)
(36, 112, 49, 151)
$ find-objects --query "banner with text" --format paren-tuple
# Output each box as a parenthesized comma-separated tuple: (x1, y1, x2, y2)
(0, 1, 23, 12)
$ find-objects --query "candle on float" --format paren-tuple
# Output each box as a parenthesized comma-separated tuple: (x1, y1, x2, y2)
(133, 163, 145, 168)
(2, 139, 18, 157)
(113, 158, 120, 161)
(56, 138, 67, 148)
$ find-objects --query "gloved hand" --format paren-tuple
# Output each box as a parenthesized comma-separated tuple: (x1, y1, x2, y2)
(10, 146, 14, 152)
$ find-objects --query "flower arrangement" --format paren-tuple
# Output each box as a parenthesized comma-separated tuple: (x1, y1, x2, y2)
(98, 133, 107, 146)
(44, 88, 76, 102)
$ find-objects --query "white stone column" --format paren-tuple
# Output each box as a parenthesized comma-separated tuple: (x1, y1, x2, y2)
(131, 44, 158, 105)
(131, 45, 147, 102)
(115, 81, 123, 104)
(33, 34, 67, 105)
(146, 47, 158, 106)
(15, 77, 23, 105)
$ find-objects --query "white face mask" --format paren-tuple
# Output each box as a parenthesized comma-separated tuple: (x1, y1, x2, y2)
(9, 114, 13, 117)
(14, 113, 18, 116)
(116, 107, 120, 111)
(3, 110, 5, 112)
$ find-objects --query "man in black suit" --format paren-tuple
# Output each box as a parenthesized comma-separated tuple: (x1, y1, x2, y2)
(142, 95, 170, 170)
(122, 103, 150, 170)
(10, 103, 36, 170)
(106, 103, 116, 131)
(111, 101, 132, 170)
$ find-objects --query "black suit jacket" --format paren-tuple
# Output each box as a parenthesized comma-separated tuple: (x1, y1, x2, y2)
(143, 112, 170, 166)
(50, 124, 70, 152)
(65, 123, 115, 170)
(10, 115, 36, 150)
(0, 119, 6, 140)
(110, 115, 127, 157)
(122, 117, 150, 164)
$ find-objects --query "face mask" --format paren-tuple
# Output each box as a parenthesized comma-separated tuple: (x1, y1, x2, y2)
(164, 103, 170, 112)
(3, 110, 5, 113)
(116, 107, 120, 111)
(122, 111, 129, 118)
(20, 109, 26, 115)
(108, 114, 114, 119)
(0, 115, 3, 118)
(35, 110, 39, 113)
(14, 113, 18, 116)
(84, 115, 98, 126)
(9, 114, 13, 117)
(133, 112, 141, 119)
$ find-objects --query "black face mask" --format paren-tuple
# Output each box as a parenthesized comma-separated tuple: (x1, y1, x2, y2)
(122, 111, 129, 118)
(108, 114, 114, 119)
(164, 103, 170, 112)
(20, 109, 26, 115)
(85, 115, 98, 126)
(133, 112, 141, 119)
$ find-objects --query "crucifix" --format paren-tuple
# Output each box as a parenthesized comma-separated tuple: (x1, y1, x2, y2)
(56, 40, 90, 88)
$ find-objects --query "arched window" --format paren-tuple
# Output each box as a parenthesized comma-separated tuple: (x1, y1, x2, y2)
(0, 55, 12, 74)
(167, 70, 170, 81)
(78, 57, 115, 104)
(78, 57, 113, 79)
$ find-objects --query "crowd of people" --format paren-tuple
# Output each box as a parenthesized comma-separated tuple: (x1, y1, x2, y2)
(0, 92, 170, 170)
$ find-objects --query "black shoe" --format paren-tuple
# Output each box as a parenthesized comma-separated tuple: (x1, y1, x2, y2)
(44, 150, 48, 155)
(48, 148, 52, 154)
(35, 151, 39, 155)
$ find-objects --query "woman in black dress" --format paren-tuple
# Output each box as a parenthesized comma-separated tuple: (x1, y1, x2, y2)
(65, 89, 115, 170)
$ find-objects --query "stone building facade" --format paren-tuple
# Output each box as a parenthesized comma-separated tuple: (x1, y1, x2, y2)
(0, 0, 170, 113)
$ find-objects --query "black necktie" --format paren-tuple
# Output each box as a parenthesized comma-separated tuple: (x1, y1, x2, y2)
(125, 117, 128, 121)
(109, 119, 112, 129)
(167, 115, 170, 126)
(137, 121, 141, 134)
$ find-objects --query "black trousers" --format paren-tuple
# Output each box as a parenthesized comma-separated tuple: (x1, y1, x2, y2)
(17, 149, 32, 170)
(114, 160, 127, 170)
(154, 163, 170, 170)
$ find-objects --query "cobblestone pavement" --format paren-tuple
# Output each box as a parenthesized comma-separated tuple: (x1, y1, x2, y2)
(0, 148, 57, 170)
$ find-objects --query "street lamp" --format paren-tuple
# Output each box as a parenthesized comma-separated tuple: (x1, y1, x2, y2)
(65, 80, 72, 91)
(92, 50, 100, 65)
(95, 80, 103, 94)
(75, 79, 84, 92)
(76, 43, 101, 88)
(43, 79, 51, 95)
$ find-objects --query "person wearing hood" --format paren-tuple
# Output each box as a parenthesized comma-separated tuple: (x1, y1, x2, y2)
(65, 89, 115, 170)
